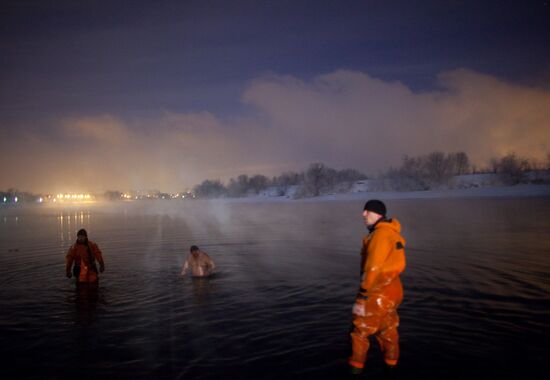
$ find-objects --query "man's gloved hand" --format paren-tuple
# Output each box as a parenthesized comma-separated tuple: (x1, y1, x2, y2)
(66, 272, 72, 279)
(99, 264, 105, 273)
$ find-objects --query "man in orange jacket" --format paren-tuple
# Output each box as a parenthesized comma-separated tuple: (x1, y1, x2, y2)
(65, 229, 105, 283)
(349, 200, 406, 375)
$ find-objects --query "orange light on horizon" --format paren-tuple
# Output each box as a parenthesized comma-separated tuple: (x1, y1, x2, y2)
(54, 193, 95, 203)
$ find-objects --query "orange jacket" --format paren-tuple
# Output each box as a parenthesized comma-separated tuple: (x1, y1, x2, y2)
(65, 240, 105, 283)
(358, 219, 406, 303)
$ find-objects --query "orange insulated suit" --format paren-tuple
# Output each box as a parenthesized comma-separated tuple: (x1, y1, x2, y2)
(66, 241, 105, 283)
(349, 218, 406, 369)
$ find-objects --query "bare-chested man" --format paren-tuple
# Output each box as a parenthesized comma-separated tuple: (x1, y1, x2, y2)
(181, 245, 215, 277)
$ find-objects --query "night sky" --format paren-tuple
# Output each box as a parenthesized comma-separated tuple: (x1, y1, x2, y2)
(1, 0, 549, 192)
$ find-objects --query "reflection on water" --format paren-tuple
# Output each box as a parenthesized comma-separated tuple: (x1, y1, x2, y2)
(0, 198, 548, 379)
(57, 211, 92, 244)
(188, 275, 216, 305)
(67, 283, 107, 327)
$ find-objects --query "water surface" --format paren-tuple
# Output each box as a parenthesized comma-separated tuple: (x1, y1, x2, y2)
(0, 198, 549, 379)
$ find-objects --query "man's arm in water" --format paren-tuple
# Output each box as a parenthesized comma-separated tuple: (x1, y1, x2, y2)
(181, 259, 189, 275)
(203, 252, 215, 272)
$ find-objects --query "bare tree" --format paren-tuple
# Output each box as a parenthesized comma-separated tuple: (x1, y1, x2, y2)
(424, 151, 454, 183)
(193, 180, 227, 198)
(382, 151, 469, 190)
(302, 163, 327, 197)
(248, 174, 270, 194)
(294, 163, 340, 197)
(227, 175, 249, 197)
(383, 156, 427, 191)
(493, 153, 530, 184)
(449, 151, 470, 175)
(273, 171, 302, 188)
(336, 168, 367, 182)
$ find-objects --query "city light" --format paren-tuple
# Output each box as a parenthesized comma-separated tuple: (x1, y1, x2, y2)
(0, 190, 198, 205)
(54, 193, 94, 203)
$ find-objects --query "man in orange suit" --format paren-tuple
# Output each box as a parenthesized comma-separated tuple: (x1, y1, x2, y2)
(349, 200, 406, 375)
(66, 228, 105, 284)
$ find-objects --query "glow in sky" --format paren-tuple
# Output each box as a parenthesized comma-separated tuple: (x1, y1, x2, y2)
(1, 1, 549, 192)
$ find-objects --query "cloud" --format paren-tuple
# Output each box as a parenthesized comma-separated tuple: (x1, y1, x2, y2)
(60, 115, 130, 143)
(1, 68, 549, 192)
(243, 69, 550, 169)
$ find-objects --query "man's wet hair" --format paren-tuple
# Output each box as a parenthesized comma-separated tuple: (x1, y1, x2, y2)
(190, 245, 199, 252)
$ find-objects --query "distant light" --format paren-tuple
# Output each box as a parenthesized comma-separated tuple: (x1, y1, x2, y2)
(14, 196, 18, 203)
(3, 197, 6, 203)
(38, 197, 43, 203)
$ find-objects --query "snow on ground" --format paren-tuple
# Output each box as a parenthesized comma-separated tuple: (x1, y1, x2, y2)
(221, 184, 550, 203)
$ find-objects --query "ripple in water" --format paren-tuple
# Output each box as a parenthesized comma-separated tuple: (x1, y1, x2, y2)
(0, 198, 549, 379)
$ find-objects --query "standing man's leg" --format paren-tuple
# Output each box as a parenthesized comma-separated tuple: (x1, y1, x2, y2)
(349, 298, 383, 370)
(349, 318, 373, 369)
(375, 308, 400, 366)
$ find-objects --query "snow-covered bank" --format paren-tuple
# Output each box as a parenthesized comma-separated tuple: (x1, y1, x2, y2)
(220, 184, 550, 203)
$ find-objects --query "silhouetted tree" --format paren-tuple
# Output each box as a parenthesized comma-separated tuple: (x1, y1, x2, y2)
(272, 172, 303, 188)
(248, 175, 270, 194)
(382, 151, 471, 190)
(300, 163, 327, 197)
(449, 151, 470, 175)
(227, 175, 249, 197)
(493, 153, 530, 184)
(193, 180, 227, 198)
(336, 168, 367, 183)
(424, 151, 454, 183)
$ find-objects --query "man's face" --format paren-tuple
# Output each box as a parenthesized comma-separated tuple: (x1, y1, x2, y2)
(363, 210, 382, 227)
(77, 234, 87, 244)
(191, 250, 199, 258)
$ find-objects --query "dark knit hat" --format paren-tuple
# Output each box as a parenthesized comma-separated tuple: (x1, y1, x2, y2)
(77, 228, 87, 237)
(363, 200, 386, 216)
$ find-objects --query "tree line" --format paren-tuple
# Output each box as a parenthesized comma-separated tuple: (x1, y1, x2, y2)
(380, 151, 550, 190)
(193, 163, 367, 198)
(194, 151, 550, 198)
(3, 152, 548, 202)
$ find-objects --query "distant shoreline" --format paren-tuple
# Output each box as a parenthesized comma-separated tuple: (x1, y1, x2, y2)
(218, 184, 550, 203)
(2, 184, 549, 209)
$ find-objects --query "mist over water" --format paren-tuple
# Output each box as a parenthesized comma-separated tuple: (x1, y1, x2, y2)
(0, 198, 549, 379)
